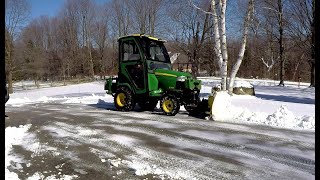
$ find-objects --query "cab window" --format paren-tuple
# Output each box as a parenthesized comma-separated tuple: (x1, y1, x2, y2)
(122, 40, 141, 61)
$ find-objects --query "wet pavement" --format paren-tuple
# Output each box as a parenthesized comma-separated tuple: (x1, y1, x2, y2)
(5, 103, 315, 180)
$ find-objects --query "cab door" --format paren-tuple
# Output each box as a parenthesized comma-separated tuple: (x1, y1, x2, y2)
(119, 37, 146, 94)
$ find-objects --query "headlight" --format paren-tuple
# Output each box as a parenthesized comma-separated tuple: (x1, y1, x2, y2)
(177, 76, 187, 82)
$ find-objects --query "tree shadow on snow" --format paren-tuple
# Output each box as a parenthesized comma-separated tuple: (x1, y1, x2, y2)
(255, 93, 315, 104)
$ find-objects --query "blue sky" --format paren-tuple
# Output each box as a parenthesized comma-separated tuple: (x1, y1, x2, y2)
(29, 0, 107, 20)
(27, 0, 242, 39)
(29, 0, 65, 19)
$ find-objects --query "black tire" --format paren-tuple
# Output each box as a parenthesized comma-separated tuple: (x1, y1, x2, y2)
(160, 94, 180, 116)
(138, 99, 158, 111)
(184, 105, 198, 115)
(5, 85, 9, 103)
(184, 97, 201, 115)
(114, 87, 135, 111)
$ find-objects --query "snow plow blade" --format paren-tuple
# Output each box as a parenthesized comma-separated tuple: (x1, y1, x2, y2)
(187, 95, 214, 119)
(191, 91, 231, 120)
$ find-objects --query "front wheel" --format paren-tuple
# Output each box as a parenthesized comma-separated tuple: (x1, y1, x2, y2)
(184, 105, 198, 115)
(160, 94, 180, 116)
(114, 87, 135, 111)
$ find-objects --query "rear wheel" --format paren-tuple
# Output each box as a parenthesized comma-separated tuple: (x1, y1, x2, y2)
(160, 94, 180, 116)
(114, 87, 135, 111)
(138, 99, 158, 111)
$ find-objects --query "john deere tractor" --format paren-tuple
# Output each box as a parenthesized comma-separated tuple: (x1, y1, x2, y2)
(105, 34, 207, 116)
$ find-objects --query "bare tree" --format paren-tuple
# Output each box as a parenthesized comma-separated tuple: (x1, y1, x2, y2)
(286, 0, 314, 86)
(262, 0, 286, 86)
(92, 3, 111, 77)
(110, 0, 132, 36)
(59, 0, 82, 79)
(78, 0, 96, 78)
(277, 0, 285, 86)
(19, 20, 48, 86)
(5, 0, 30, 93)
(127, 0, 164, 35)
(168, 0, 212, 77)
(228, 0, 255, 92)
(7, 0, 313, 87)
(129, 0, 148, 33)
(311, 0, 315, 87)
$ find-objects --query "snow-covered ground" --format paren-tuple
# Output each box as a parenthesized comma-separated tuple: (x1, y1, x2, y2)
(6, 78, 315, 130)
(5, 78, 315, 179)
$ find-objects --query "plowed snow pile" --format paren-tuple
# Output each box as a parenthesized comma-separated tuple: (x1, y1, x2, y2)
(210, 91, 314, 130)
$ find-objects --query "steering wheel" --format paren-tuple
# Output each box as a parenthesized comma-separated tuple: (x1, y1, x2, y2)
(149, 62, 155, 70)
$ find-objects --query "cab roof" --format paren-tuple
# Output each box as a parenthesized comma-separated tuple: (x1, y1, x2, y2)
(118, 34, 166, 42)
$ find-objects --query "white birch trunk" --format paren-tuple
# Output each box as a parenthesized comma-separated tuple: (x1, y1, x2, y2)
(219, 0, 228, 90)
(211, 0, 223, 71)
(228, 0, 255, 92)
(211, 0, 224, 90)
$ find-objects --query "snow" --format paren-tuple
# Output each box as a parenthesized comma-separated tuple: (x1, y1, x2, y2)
(26, 172, 78, 180)
(109, 134, 142, 146)
(211, 91, 233, 121)
(198, 78, 314, 130)
(5, 79, 315, 178)
(6, 82, 113, 107)
(234, 80, 253, 88)
(5, 124, 32, 179)
(209, 91, 314, 130)
(6, 79, 314, 131)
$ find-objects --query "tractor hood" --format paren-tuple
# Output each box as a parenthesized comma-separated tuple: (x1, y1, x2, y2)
(153, 69, 201, 91)
(154, 69, 192, 78)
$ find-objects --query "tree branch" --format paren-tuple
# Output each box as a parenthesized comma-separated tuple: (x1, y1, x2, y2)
(188, 0, 215, 16)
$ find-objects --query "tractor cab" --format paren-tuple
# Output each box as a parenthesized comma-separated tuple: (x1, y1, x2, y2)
(105, 34, 204, 116)
(117, 34, 171, 95)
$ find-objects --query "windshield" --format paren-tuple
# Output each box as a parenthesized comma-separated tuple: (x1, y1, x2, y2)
(140, 38, 171, 70)
(141, 38, 170, 63)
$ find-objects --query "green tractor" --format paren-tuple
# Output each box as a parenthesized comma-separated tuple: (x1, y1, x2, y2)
(105, 34, 208, 116)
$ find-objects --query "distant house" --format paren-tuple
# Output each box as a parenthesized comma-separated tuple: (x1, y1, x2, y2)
(171, 53, 193, 73)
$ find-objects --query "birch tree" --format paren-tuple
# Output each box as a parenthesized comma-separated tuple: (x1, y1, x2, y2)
(228, 0, 255, 92)
(208, 0, 224, 89)
(191, 0, 255, 92)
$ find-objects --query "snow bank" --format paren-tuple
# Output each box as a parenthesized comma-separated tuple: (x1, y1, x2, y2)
(234, 80, 253, 88)
(6, 82, 113, 107)
(6, 82, 111, 106)
(5, 124, 32, 179)
(209, 92, 314, 130)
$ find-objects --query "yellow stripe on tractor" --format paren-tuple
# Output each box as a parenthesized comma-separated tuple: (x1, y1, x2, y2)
(154, 72, 177, 77)
(118, 34, 165, 42)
